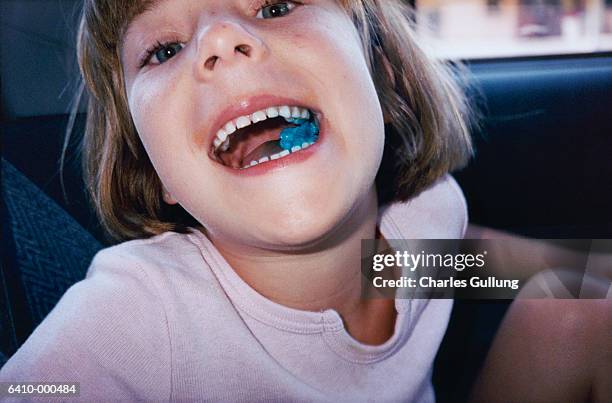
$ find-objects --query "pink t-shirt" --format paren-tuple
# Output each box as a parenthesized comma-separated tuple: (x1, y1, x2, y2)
(0, 175, 467, 402)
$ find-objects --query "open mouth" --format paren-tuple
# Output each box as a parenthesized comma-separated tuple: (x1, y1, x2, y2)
(210, 105, 320, 170)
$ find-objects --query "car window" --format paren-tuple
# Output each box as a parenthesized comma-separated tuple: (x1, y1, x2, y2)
(415, 0, 612, 59)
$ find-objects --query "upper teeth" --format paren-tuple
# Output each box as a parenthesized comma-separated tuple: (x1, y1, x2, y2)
(213, 106, 310, 151)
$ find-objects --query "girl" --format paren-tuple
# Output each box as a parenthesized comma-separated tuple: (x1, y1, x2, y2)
(0, 0, 473, 401)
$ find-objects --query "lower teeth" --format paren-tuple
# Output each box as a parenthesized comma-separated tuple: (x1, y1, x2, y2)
(239, 114, 320, 170)
(240, 141, 315, 169)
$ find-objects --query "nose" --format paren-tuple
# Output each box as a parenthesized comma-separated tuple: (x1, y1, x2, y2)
(193, 20, 267, 80)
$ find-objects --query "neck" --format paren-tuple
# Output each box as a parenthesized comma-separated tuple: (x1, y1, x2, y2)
(209, 187, 382, 323)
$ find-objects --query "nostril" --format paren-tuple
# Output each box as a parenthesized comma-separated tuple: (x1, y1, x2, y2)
(204, 56, 218, 70)
(203, 45, 250, 71)
(235, 44, 251, 57)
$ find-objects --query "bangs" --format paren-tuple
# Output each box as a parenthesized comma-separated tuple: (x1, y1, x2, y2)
(82, 0, 156, 51)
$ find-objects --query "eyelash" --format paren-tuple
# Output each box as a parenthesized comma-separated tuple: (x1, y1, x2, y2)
(253, 0, 299, 17)
(138, 1, 299, 69)
(139, 39, 182, 69)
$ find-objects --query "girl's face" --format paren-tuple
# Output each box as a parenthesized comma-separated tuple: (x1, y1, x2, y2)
(121, 0, 385, 250)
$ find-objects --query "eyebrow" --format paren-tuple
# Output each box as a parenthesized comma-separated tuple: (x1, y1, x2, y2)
(142, 0, 169, 12)
(137, 0, 180, 19)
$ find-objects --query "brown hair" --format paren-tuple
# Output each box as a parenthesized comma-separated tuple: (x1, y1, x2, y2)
(65, 0, 474, 243)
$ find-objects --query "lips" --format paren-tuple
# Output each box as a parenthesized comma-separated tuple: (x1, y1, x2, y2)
(202, 95, 324, 173)
(212, 107, 311, 153)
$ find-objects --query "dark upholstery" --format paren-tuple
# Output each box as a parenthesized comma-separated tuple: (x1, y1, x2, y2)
(0, 159, 102, 361)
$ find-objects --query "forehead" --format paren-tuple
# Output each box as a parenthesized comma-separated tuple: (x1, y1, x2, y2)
(127, 0, 199, 23)
(120, 0, 354, 43)
(121, 0, 195, 37)
(123, 0, 159, 26)
(126, 0, 353, 23)
(118, 0, 165, 46)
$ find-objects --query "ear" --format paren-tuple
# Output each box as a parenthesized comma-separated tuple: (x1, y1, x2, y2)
(162, 186, 178, 205)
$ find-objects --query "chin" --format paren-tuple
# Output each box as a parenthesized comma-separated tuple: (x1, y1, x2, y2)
(258, 198, 360, 251)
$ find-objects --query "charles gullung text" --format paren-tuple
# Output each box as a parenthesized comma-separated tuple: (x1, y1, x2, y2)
(370, 250, 520, 290)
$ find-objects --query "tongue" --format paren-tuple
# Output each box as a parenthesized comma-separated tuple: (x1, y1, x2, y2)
(243, 140, 285, 164)
(224, 117, 289, 167)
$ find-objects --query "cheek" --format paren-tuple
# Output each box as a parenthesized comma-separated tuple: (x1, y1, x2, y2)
(127, 72, 193, 176)
(297, 7, 385, 172)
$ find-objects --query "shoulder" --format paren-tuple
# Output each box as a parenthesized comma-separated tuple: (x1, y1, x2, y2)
(88, 229, 221, 297)
(382, 174, 468, 239)
(0, 233, 189, 399)
(89, 229, 204, 275)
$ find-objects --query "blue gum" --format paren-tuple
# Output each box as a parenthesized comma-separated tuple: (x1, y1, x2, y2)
(279, 118, 320, 151)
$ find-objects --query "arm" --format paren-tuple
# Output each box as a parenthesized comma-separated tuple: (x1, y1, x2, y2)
(0, 251, 171, 401)
(466, 225, 612, 400)
(466, 224, 612, 297)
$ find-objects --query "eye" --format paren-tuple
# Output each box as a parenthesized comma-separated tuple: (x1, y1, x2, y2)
(152, 42, 184, 64)
(256, 1, 297, 19)
(140, 41, 184, 68)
